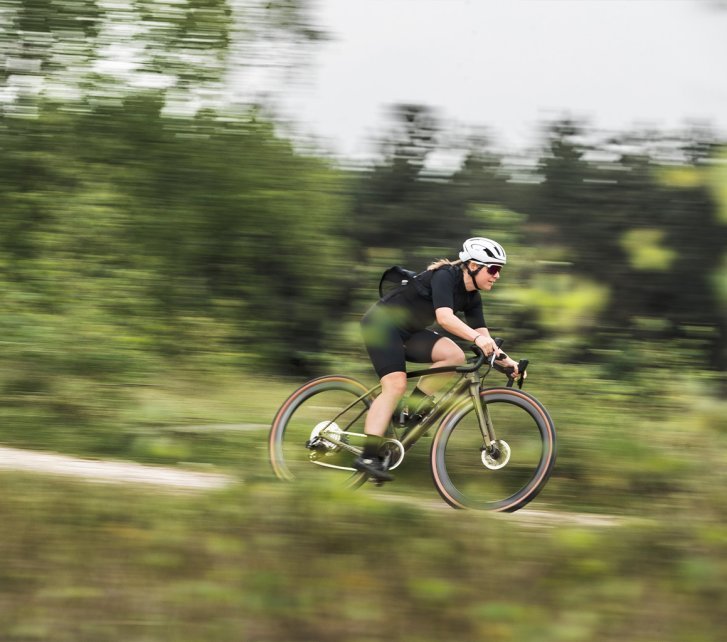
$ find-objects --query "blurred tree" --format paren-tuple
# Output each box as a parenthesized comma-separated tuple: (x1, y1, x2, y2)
(349, 104, 514, 265)
(0, 0, 343, 392)
(0, 0, 323, 113)
(349, 104, 441, 257)
(0, 94, 348, 371)
(527, 121, 727, 368)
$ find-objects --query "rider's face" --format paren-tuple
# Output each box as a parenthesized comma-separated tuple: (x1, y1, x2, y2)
(472, 262, 501, 291)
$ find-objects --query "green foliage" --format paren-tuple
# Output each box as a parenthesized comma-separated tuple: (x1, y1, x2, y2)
(0, 0, 322, 111)
(712, 252, 727, 312)
(708, 149, 727, 224)
(510, 273, 609, 333)
(0, 98, 345, 443)
(0, 474, 724, 641)
(620, 228, 677, 271)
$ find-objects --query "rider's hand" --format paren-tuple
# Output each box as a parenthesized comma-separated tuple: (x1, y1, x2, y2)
(474, 334, 500, 357)
(500, 356, 527, 380)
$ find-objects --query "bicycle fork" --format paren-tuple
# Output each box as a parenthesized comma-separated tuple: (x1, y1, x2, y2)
(469, 380, 497, 451)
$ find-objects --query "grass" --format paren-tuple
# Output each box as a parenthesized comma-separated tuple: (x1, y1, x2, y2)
(0, 472, 724, 642)
(0, 371, 291, 466)
(0, 360, 725, 641)
(1, 360, 725, 517)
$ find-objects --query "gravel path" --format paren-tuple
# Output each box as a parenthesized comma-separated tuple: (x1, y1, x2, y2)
(0, 446, 233, 491)
(0, 445, 620, 527)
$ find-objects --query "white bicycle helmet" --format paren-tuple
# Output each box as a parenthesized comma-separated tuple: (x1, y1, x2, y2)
(459, 237, 507, 265)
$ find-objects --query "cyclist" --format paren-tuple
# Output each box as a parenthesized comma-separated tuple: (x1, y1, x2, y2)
(357, 237, 524, 481)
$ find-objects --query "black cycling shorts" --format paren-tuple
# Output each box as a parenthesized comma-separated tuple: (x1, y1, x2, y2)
(360, 305, 442, 379)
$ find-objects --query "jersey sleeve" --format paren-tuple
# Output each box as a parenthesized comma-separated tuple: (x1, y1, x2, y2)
(430, 268, 457, 310)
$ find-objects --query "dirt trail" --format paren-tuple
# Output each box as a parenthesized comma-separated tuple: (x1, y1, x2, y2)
(0, 445, 620, 527)
(0, 446, 233, 491)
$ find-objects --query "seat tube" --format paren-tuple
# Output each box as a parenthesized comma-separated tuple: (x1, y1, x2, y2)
(469, 382, 494, 447)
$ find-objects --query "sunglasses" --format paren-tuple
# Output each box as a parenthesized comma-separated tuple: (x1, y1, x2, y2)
(475, 263, 502, 276)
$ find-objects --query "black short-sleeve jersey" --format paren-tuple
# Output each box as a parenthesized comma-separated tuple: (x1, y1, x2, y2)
(378, 265, 486, 333)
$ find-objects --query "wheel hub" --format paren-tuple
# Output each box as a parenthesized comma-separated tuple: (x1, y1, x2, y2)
(308, 421, 343, 451)
(481, 440, 511, 470)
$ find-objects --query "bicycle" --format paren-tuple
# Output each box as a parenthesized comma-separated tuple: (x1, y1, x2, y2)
(268, 341, 556, 512)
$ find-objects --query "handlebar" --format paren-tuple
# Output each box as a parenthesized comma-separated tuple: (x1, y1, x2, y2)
(460, 339, 528, 388)
(406, 338, 527, 386)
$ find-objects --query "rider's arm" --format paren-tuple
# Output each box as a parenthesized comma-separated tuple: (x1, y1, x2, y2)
(435, 308, 522, 376)
(461, 293, 521, 374)
(434, 307, 501, 356)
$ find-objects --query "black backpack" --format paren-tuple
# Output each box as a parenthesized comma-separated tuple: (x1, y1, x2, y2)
(378, 265, 417, 300)
(378, 264, 459, 301)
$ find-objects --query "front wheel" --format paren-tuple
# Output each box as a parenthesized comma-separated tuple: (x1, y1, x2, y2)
(431, 387, 556, 512)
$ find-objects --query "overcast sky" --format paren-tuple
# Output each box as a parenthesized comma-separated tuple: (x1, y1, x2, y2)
(272, 0, 727, 159)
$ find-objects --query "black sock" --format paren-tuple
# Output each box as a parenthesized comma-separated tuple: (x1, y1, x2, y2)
(362, 435, 383, 459)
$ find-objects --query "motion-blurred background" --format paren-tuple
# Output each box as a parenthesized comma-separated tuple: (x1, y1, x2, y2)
(0, 1, 725, 640)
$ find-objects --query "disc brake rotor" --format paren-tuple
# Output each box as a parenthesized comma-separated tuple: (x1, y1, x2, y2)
(309, 421, 343, 450)
(481, 440, 511, 470)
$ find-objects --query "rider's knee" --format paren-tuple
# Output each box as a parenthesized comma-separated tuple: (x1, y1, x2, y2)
(380, 371, 408, 397)
(440, 344, 466, 366)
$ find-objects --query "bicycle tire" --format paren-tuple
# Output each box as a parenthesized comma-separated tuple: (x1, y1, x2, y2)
(431, 387, 556, 512)
(269, 375, 374, 483)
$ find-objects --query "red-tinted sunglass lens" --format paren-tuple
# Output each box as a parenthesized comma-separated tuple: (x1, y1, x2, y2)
(486, 265, 502, 276)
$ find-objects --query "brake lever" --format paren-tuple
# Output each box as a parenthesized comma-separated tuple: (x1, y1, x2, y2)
(502, 359, 529, 388)
(489, 338, 504, 368)
(515, 359, 529, 389)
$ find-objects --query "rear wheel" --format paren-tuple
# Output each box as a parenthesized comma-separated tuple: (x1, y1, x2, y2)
(431, 387, 556, 512)
(269, 375, 374, 483)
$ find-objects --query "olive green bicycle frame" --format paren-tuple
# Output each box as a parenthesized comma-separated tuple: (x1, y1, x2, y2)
(312, 357, 499, 458)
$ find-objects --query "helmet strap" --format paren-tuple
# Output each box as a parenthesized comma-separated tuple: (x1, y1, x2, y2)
(466, 263, 485, 290)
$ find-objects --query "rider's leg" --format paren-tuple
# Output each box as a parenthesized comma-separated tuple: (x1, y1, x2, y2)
(363, 371, 408, 439)
(355, 371, 406, 480)
(415, 337, 466, 397)
(360, 310, 409, 440)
